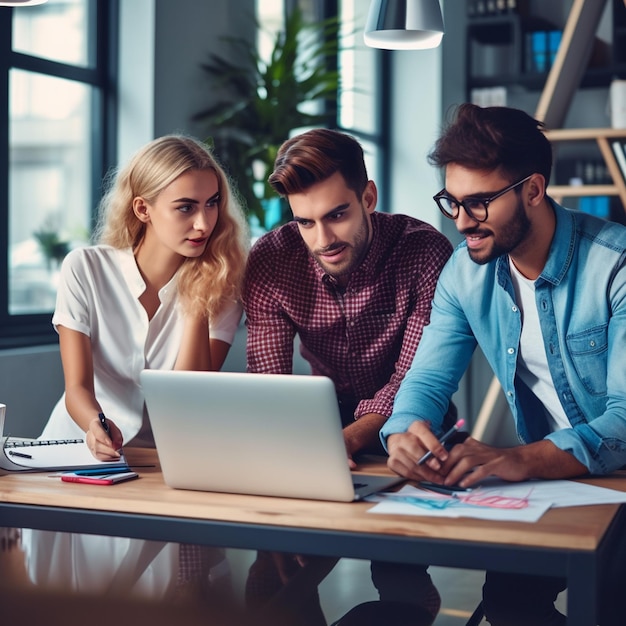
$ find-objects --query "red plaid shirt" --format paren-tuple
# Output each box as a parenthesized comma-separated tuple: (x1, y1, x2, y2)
(242, 212, 452, 421)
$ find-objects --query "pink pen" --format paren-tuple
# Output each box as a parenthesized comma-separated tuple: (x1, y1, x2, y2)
(417, 418, 466, 465)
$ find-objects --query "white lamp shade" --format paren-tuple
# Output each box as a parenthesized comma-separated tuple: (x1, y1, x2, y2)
(364, 0, 444, 50)
(0, 0, 48, 6)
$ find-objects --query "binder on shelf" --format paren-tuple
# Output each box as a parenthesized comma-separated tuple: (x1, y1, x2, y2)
(548, 30, 562, 66)
(611, 140, 626, 183)
(471, 86, 508, 107)
(524, 30, 562, 74)
(579, 196, 610, 219)
(485, 0, 498, 14)
(475, 0, 487, 16)
(528, 31, 547, 73)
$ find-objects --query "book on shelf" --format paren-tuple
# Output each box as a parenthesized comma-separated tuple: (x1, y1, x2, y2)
(468, 0, 525, 16)
(611, 140, 626, 182)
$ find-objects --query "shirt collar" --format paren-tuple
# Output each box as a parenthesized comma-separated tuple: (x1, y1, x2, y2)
(115, 247, 178, 302)
(496, 199, 573, 287)
(538, 199, 574, 285)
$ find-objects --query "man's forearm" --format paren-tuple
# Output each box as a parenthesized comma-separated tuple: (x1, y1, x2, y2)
(515, 439, 588, 480)
(343, 412, 388, 457)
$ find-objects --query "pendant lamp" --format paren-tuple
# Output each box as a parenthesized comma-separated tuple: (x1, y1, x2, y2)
(0, 0, 48, 6)
(364, 0, 444, 50)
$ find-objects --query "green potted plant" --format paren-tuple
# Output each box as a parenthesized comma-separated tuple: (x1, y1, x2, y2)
(193, 8, 341, 230)
(33, 214, 69, 271)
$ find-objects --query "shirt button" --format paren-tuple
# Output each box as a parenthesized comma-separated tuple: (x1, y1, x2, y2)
(507, 347, 515, 355)
(589, 340, 596, 347)
(511, 306, 518, 312)
(507, 391, 513, 397)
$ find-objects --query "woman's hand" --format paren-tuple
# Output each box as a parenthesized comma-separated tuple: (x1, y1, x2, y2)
(85, 416, 124, 461)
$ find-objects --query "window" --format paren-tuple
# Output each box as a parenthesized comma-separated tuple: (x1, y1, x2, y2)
(337, 0, 389, 209)
(256, 0, 389, 209)
(0, 0, 116, 347)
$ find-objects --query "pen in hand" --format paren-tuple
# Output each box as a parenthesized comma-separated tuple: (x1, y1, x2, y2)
(98, 411, 123, 456)
(417, 418, 466, 465)
(98, 412, 110, 436)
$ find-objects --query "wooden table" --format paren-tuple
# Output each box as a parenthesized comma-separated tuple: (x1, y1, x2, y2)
(1, 448, 625, 626)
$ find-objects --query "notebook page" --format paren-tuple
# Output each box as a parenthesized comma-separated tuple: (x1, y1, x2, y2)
(1, 437, 127, 472)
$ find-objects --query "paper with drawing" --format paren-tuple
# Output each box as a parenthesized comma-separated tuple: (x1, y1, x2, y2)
(367, 478, 626, 523)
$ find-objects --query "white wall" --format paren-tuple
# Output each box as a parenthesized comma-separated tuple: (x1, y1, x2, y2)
(152, 0, 256, 140)
(388, 47, 443, 228)
(117, 0, 256, 163)
(116, 0, 155, 163)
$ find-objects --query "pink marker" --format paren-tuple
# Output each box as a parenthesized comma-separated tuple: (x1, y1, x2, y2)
(417, 418, 466, 465)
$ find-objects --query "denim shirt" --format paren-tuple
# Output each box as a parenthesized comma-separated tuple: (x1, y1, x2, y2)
(381, 201, 626, 475)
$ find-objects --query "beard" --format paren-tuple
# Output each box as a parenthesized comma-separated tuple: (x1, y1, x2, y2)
(464, 196, 532, 265)
(312, 209, 371, 282)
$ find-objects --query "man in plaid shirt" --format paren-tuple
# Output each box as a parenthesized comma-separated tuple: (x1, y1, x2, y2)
(242, 128, 453, 626)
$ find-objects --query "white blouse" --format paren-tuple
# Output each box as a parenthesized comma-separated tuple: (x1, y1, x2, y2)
(41, 245, 242, 443)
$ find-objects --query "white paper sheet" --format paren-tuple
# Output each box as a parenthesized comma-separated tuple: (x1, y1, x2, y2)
(366, 478, 626, 523)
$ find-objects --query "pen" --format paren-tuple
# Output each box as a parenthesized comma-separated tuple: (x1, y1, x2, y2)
(8, 450, 32, 459)
(98, 412, 110, 435)
(99, 412, 124, 457)
(419, 481, 473, 495)
(418, 418, 466, 465)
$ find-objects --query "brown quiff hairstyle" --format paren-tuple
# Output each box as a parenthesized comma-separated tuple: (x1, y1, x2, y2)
(94, 134, 249, 318)
(268, 128, 369, 198)
(428, 103, 553, 184)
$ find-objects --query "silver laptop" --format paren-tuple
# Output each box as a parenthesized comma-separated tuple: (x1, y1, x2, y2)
(140, 370, 403, 502)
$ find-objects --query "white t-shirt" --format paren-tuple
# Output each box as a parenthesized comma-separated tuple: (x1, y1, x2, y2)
(509, 258, 570, 432)
(41, 245, 242, 443)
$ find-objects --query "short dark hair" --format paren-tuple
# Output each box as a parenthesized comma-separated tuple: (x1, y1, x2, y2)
(428, 103, 553, 184)
(268, 128, 369, 198)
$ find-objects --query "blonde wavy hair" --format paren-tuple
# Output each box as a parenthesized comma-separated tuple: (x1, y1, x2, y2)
(94, 134, 249, 318)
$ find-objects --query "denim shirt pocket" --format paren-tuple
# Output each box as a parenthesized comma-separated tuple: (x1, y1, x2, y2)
(566, 324, 608, 396)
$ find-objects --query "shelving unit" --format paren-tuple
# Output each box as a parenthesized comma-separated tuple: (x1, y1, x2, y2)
(535, 0, 613, 128)
(545, 128, 626, 210)
(465, 0, 626, 104)
(464, 0, 626, 215)
(536, 0, 626, 217)
(466, 12, 557, 93)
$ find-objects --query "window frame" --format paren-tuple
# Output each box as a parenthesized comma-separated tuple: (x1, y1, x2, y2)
(325, 0, 391, 213)
(0, 0, 118, 349)
(258, 0, 390, 212)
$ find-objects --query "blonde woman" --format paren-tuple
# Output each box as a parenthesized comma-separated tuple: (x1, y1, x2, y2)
(22, 134, 249, 599)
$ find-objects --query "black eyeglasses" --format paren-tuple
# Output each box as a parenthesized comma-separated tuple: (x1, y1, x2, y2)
(433, 174, 533, 223)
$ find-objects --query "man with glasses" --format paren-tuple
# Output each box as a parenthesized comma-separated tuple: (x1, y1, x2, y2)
(382, 103, 626, 626)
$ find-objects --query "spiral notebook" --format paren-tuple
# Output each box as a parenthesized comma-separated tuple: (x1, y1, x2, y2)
(0, 407, 127, 473)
